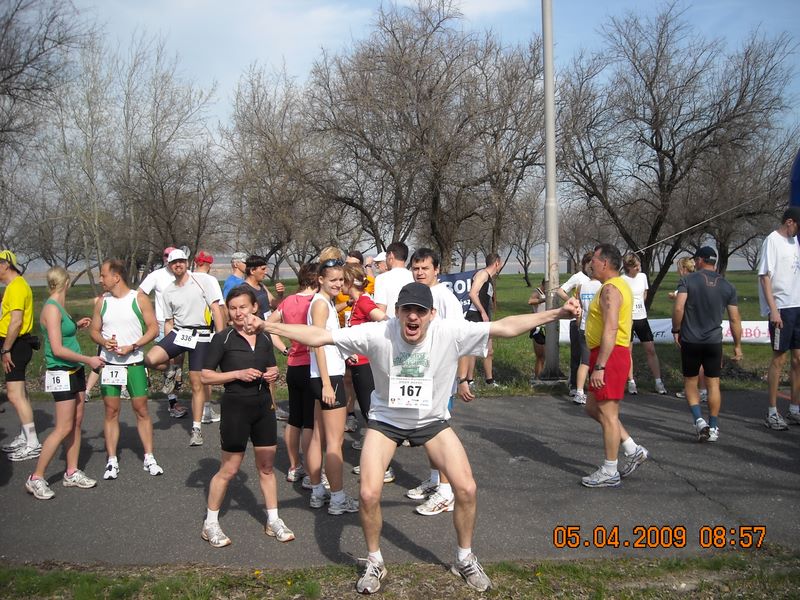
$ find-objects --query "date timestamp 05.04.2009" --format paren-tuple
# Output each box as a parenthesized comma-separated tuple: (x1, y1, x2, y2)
(552, 525, 766, 550)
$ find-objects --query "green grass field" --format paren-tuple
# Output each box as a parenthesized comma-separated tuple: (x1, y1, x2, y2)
(13, 269, 776, 400)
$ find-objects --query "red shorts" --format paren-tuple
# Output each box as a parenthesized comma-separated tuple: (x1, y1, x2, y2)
(588, 345, 630, 401)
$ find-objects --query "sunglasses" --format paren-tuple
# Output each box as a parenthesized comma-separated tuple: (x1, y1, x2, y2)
(320, 259, 344, 268)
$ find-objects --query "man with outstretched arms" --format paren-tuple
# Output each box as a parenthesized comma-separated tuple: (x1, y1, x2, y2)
(145, 249, 224, 447)
(0, 250, 40, 462)
(90, 259, 162, 479)
(245, 281, 580, 595)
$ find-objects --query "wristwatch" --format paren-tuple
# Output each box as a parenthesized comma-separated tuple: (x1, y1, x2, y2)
(457, 377, 469, 384)
(593, 365, 605, 371)
(0, 348, 9, 355)
(282, 348, 289, 356)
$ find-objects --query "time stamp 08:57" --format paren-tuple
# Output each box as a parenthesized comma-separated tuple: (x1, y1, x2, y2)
(552, 525, 766, 549)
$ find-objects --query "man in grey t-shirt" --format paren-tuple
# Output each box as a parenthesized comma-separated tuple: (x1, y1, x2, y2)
(672, 247, 742, 442)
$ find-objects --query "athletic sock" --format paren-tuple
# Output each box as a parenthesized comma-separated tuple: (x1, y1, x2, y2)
(690, 404, 703, 421)
(790, 405, 800, 415)
(430, 469, 440, 486)
(768, 406, 778, 416)
(709, 416, 718, 429)
(266, 508, 279, 523)
(621, 437, 637, 455)
(107, 456, 118, 466)
(331, 489, 345, 504)
(205, 508, 219, 524)
(602, 459, 618, 475)
(143, 453, 154, 463)
(438, 483, 454, 500)
(23, 422, 38, 447)
(312, 483, 326, 497)
(457, 546, 472, 562)
(192, 421, 201, 430)
(368, 549, 384, 564)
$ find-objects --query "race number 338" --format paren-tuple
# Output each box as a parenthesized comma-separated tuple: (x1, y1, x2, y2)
(388, 376, 432, 409)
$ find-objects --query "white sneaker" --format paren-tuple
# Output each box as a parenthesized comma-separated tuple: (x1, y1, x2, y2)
(764, 413, 788, 431)
(201, 520, 231, 548)
(655, 380, 667, 395)
(201, 407, 220, 424)
(143, 457, 164, 476)
(25, 476, 55, 500)
(695, 418, 710, 442)
(406, 477, 438, 500)
(345, 414, 359, 432)
(581, 467, 620, 488)
(62, 469, 97, 489)
(189, 427, 204, 446)
(708, 426, 719, 442)
(302, 472, 330, 490)
(265, 517, 295, 542)
(619, 445, 649, 478)
(416, 491, 455, 515)
(627, 380, 638, 395)
(2, 434, 26, 454)
(784, 411, 800, 425)
(356, 556, 387, 594)
(103, 461, 119, 480)
(9, 443, 42, 462)
(572, 390, 587, 405)
(699, 389, 708, 403)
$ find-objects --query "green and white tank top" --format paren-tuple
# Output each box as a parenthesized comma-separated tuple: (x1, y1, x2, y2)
(99, 290, 146, 365)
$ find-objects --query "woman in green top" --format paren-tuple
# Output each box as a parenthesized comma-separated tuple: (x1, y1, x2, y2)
(25, 267, 106, 501)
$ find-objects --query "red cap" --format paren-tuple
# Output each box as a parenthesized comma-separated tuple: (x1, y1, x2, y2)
(195, 250, 214, 264)
(163, 246, 176, 258)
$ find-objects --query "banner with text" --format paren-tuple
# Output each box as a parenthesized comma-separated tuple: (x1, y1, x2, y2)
(558, 319, 771, 344)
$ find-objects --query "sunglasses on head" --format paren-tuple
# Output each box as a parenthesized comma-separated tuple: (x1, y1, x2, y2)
(321, 259, 344, 268)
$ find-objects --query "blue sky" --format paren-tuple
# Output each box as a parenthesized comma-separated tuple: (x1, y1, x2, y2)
(73, 0, 799, 123)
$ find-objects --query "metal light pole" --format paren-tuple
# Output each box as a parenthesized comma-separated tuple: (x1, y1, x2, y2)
(540, 0, 563, 380)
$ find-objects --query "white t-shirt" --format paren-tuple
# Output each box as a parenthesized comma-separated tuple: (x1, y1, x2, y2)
(138, 267, 176, 322)
(578, 279, 602, 331)
(161, 274, 222, 328)
(332, 319, 490, 429)
(373, 267, 414, 318)
(758, 230, 800, 314)
(622, 272, 649, 320)
(560, 271, 589, 295)
(431, 282, 464, 320)
(308, 294, 346, 377)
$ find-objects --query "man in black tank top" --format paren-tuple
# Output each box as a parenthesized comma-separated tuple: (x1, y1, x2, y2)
(464, 253, 502, 387)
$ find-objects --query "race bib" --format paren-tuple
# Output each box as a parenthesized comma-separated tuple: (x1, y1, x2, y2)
(634, 299, 645, 314)
(388, 376, 433, 409)
(45, 370, 71, 392)
(174, 329, 198, 349)
(101, 365, 128, 386)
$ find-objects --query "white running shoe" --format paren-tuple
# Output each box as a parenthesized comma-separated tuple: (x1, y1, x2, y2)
(406, 478, 438, 500)
(415, 491, 455, 516)
(356, 556, 387, 594)
(708, 426, 720, 442)
(62, 469, 97, 489)
(25, 476, 55, 500)
(784, 411, 800, 426)
(764, 413, 788, 430)
(581, 467, 621, 488)
(451, 553, 492, 592)
(201, 521, 231, 548)
(655, 380, 667, 395)
(265, 518, 295, 542)
(619, 445, 649, 478)
(695, 418, 711, 442)
(143, 457, 164, 476)
(9, 444, 41, 462)
(302, 472, 330, 490)
(345, 414, 359, 432)
(189, 427, 204, 446)
(309, 489, 331, 509)
(627, 380, 638, 395)
(2, 434, 26, 454)
(103, 461, 119, 480)
(572, 390, 587, 405)
(201, 407, 220, 424)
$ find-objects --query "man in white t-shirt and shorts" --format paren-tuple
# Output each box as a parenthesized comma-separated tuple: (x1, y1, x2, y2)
(248, 281, 580, 594)
(145, 249, 224, 446)
(138, 246, 187, 417)
(759, 206, 800, 430)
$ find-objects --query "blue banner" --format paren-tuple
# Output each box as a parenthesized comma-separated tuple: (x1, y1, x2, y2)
(437, 269, 477, 314)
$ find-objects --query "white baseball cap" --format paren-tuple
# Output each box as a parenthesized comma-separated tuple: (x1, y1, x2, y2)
(167, 249, 188, 263)
(374, 252, 386, 262)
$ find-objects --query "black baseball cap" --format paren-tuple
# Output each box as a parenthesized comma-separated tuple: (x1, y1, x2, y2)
(396, 282, 434, 310)
(694, 246, 717, 263)
(782, 206, 800, 224)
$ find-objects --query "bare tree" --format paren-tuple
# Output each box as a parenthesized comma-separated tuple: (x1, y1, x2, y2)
(559, 2, 794, 305)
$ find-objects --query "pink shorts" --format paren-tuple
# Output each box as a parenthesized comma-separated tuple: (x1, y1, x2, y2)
(588, 345, 630, 401)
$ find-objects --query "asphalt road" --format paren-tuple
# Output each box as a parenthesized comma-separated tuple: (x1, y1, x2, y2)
(0, 387, 797, 569)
